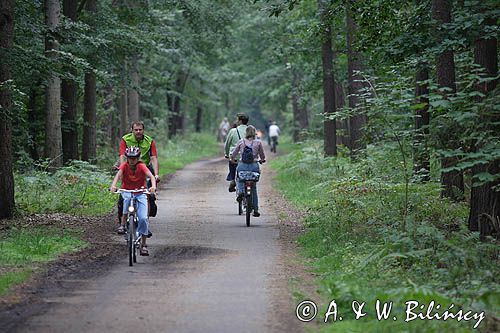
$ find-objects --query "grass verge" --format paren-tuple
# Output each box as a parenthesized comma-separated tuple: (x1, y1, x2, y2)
(271, 140, 499, 333)
(0, 227, 86, 295)
(157, 132, 221, 175)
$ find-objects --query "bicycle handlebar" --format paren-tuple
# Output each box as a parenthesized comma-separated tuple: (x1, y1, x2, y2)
(113, 189, 150, 195)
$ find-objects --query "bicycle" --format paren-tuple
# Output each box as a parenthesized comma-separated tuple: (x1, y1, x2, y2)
(237, 170, 261, 227)
(115, 188, 150, 266)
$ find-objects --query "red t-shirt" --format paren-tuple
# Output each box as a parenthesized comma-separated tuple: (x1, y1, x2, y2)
(119, 162, 149, 190)
(119, 139, 157, 157)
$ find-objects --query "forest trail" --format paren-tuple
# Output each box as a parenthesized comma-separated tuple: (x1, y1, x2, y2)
(14, 153, 305, 333)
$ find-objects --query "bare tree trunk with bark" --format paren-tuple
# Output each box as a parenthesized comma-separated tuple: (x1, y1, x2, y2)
(119, 88, 128, 137)
(44, 0, 63, 168)
(319, 0, 337, 156)
(128, 56, 140, 122)
(468, 15, 498, 236)
(0, 0, 15, 218)
(81, 0, 97, 162)
(195, 106, 202, 133)
(432, 0, 464, 201)
(346, 0, 367, 155)
(61, 0, 79, 163)
(291, 70, 309, 142)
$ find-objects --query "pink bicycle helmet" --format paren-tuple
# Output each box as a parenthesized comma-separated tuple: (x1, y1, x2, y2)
(125, 146, 141, 158)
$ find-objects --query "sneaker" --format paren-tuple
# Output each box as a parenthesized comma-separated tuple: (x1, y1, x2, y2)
(236, 193, 244, 203)
(117, 225, 125, 234)
(228, 180, 236, 192)
(253, 211, 261, 217)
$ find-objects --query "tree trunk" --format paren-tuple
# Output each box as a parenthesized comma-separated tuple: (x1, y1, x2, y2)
(44, 0, 63, 168)
(128, 56, 140, 122)
(173, 90, 182, 135)
(119, 88, 128, 137)
(0, 0, 15, 218)
(169, 70, 189, 137)
(468, 15, 498, 236)
(166, 90, 174, 138)
(334, 82, 348, 146)
(82, 71, 96, 162)
(27, 84, 41, 161)
(432, 0, 463, 200)
(61, 0, 79, 163)
(81, 0, 97, 163)
(319, 0, 337, 156)
(291, 70, 309, 142)
(346, 0, 367, 155)
(414, 62, 430, 181)
(195, 106, 202, 133)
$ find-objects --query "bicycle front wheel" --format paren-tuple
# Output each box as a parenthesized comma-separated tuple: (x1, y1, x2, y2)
(128, 215, 134, 266)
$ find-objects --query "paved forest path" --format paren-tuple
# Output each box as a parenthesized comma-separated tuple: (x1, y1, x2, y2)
(14, 153, 307, 333)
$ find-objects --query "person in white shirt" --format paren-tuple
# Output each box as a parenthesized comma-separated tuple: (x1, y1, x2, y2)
(268, 121, 280, 153)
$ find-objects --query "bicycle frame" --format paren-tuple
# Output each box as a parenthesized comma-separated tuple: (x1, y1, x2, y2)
(115, 189, 149, 266)
(237, 170, 260, 227)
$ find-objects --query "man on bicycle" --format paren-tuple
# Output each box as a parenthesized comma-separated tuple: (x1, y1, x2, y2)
(224, 113, 249, 192)
(116, 121, 159, 233)
(110, 146, 156, 256)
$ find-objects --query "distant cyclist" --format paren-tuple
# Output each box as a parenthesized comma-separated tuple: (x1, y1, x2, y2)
(268, 121, 280, 153)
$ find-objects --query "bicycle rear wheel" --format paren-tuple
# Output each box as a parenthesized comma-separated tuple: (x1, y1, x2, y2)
(245, 195, 252, 227)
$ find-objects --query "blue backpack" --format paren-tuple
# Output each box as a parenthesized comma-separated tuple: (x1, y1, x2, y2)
(241, 141, 254, 164)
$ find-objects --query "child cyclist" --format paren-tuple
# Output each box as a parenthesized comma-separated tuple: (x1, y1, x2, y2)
(110, 146, 156, 256)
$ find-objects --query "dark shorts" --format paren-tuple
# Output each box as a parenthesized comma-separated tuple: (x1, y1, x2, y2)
(226, 161, 238, 181)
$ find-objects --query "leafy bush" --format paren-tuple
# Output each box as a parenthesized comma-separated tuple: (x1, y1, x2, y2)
(272, 140, 499, 331)
(15, 160, 115, 215)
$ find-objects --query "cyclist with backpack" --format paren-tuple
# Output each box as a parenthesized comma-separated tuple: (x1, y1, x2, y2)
(224, 113, 249, 192)
(230, 125, 266, 217)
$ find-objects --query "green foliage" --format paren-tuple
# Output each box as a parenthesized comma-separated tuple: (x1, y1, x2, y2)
(15, 160, 115, 216)
(272, 141, 499, 331)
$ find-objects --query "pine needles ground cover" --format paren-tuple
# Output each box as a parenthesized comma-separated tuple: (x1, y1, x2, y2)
(271, 141, 499, 332)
